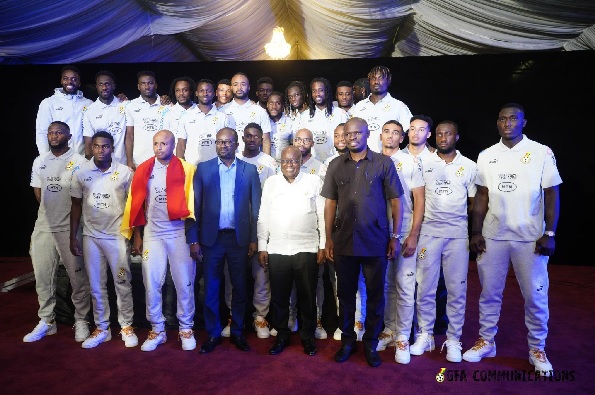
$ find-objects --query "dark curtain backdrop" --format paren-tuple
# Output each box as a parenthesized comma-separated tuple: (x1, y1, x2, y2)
(3, 51, 593, 265)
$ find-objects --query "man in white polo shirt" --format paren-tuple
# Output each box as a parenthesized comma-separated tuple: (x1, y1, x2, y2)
(177, 79, 233, 166)
(36, 65, 93, 156)
(295, 77, 348, 164)
(224, 72, 271, 155)
(163, 76, 196, 138)
(70, 131, 137, 349)
(125, 70, 170, 170)
(82, 70, 128, 164)
(351, 66, 412, 153)
(267, 91, 294, 163)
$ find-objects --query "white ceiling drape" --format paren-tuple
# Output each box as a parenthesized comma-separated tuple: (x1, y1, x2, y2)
(1, 0, 594, 64)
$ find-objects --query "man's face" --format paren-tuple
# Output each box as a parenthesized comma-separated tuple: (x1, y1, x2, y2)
(256, 83, 273, 104)
(153, 131, 175, 162)
(381, 123, 404, 150)
(215, 129, 238, 160)
(369, 72, 389, 95)
(96, 75, 115, 101)
(231, 74, 250, 100)
(61, 70, 80, 94)
(311, 82, 327, 107)
(336, 86, 353, 108)
(242, 127, 262, 153)
(197, 82, 215, 106)
(344, 119, 369, 153)
(435, 124, 459, 154)
(280, 149, 301, 181)
(267, 94, 283, 119)
(47, 123, 70, 150)
(174, 80, 193, 106)
(91, 136, 113, 162)
(333, 125, 346, 153)
(497, 107, 526, 142)
(287, 86, 304, 110)
(138, 75, 157, 99)
(293, 130, 313, 157)
(352, 84, 366, 102)
(216, 83, 232, 104)
(408, 119, 431, 147)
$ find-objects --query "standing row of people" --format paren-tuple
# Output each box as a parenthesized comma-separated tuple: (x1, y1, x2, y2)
(27, 64, 561, 376)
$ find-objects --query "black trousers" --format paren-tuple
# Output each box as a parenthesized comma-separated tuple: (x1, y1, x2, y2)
(268, 252, 318, 341)
(335, 255, 387, 350)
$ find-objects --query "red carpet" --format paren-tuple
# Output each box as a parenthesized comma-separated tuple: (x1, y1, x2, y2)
(0, 261, 593, 394)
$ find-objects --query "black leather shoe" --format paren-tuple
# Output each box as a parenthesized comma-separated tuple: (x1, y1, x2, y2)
(302, 338, 317, 356)
(230, 334, 251, 351)
(199, 336, 222, 354)
(269, 338, 289, 355)
(334, 343, 357, 363)
(365, 348, 382, 367)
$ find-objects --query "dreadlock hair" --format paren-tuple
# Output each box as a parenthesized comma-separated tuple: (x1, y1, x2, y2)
(308, 77, 333, 118)
(284, 80, 308, 119)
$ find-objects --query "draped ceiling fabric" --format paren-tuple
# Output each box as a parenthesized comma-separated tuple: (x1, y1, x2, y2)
(1, 0, 594, 64)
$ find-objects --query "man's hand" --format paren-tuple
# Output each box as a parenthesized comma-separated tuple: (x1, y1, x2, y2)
(325, 239, 334, 262)
(387, 238, 401, 260)
(470, 234, 486, 254)
(70, 238, 83, 256)
(189, 243, 202, 261)
(248, 242, 257, 257)
(258, 251, 268, 269)
(317, 249, 326, 265)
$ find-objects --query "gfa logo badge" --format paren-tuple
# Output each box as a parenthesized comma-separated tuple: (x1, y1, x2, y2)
(436, 368, 446, 382)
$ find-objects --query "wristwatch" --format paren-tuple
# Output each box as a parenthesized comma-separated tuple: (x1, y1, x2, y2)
(390, 233, 402, 240)
(544, 231, 555, 237)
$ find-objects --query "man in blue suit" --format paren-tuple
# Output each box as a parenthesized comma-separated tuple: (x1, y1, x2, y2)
(188, 127, 261, 353)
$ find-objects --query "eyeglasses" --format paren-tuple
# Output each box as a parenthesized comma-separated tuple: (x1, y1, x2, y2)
(280, 159, 300, 165)
(344, 131, 364, 138)
(215, 140, 235, 146)
(294, 137, 312, 144)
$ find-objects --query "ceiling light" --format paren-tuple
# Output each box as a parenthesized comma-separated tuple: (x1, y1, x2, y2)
(265, 26, 291, 60)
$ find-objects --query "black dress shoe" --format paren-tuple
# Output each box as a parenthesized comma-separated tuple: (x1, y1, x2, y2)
(365, 348, 382, 367)
(301, 338, 317, 356)
(334, 343, 357, 363)
(199, 336, 222, 354)
(230, 334, 251, 351)
(269, 338, 289, 355)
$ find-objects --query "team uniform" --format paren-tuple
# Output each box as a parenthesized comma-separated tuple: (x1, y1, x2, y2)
(351, 93, 412, 153)
(294, 107, 349, 163)
(36, 88, 93, 155)
(269, 114, 294, 162)
(163, 102, 195, 138)
(415, 151, 477, 360)
(29, 149, 91, 328)
(83, 97, 128, 164)
(224, 100, 271, 153)
(177, 106, 233, 166)
(471, 135, 561, 353)
(301, 156, 327, 178)
(125, 96, 170, 166)
(377, 150, 425, 356)
(70, 160, 134, 334)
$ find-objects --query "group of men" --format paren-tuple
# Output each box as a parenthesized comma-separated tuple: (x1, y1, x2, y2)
(26, 64, 561, 374)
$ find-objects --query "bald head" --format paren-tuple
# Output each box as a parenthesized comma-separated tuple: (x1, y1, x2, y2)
(153, 129, 176, 163)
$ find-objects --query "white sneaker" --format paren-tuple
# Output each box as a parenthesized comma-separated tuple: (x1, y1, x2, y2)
(141, 331, 167, 351)
(333, 328, 342, 341)
(354, 321, 365, 341)
(410, 332, 435, 355)
(288, 318, 298, 332)
(462, 338, 496, 362)
(81, 328, 111, 349)
(270, 328, 278, 337)
(23, 320, 57, 342)
(73, 321, 90, 342)
(441, 339, 463, 362)
(120, 326, 138, 347)
(395, 335, 411, 364)
(529, 349, 553, 376)
(254, 316, 271, 339)
(315, 319, 327, 339)
(221, 318, 231, 338)
(376, 328, 395, 351)
(179, 329, 196, 351)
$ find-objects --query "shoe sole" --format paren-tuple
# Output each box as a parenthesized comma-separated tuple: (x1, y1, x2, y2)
(141, 336, 167, 352)
(82, 334, 112, 349)
(446, 355, 462, 363)
(462, 350, 496, 362)
(23, 327, 58, 343)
